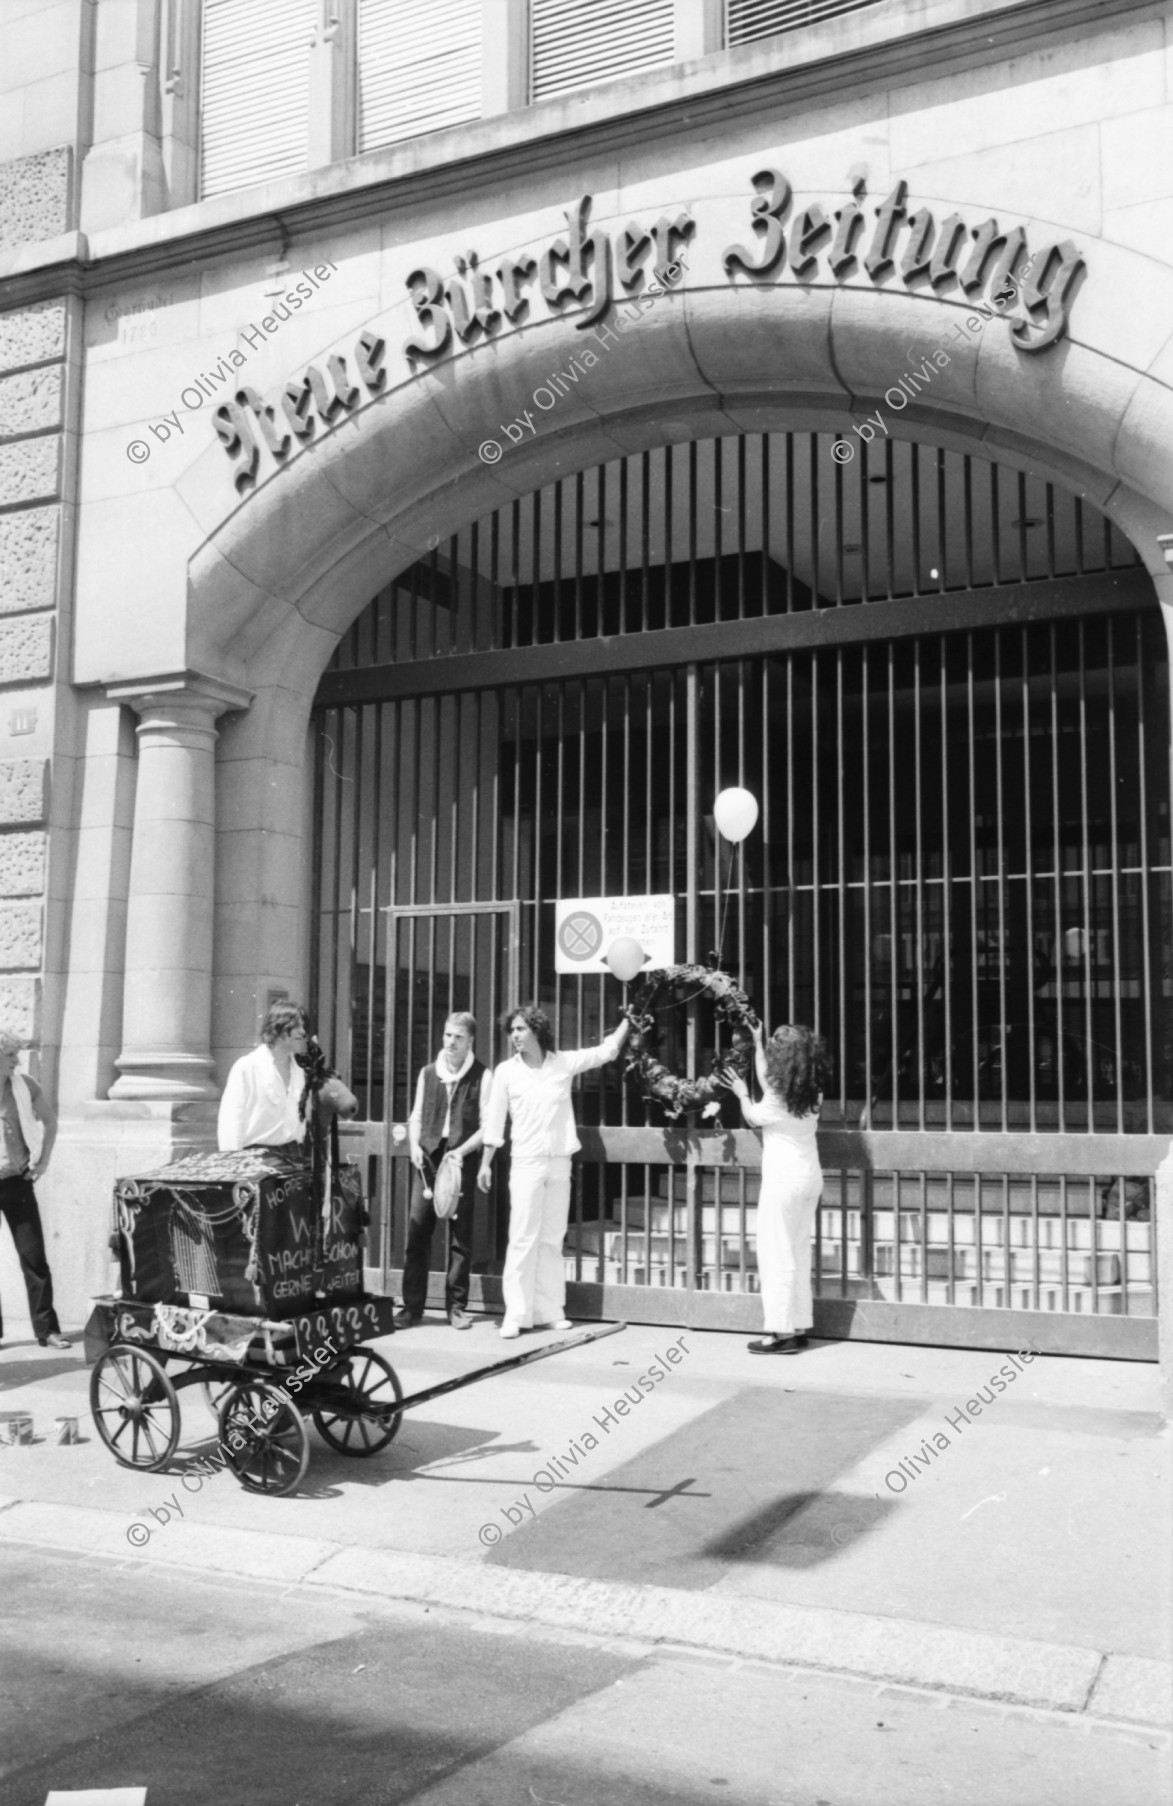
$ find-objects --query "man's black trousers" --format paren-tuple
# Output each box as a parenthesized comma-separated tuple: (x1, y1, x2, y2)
(0, 1175, 62, 1341)
(401, 1142, 475, 1317)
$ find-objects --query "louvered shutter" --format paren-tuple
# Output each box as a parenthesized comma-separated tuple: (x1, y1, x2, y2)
(530, 0, 675, 103)
(358, 0, 483, 153)
(726, 0, 885, 43)
(199, 0, 314, 199)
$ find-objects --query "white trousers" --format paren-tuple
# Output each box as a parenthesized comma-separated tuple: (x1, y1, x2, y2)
(756, 1169, 822, 1335)
(502, 1156, 572, 1328)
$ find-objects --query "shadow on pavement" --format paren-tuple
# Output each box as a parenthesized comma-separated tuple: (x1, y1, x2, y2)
(486, 1384, 925, 1588)
(1, 1582, 725, 1806)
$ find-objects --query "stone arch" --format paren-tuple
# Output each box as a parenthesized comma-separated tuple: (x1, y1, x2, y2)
(190, 276, 1173, 1062)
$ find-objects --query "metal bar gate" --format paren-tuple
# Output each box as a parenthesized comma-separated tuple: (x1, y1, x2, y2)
(312, 431, 1167, 1357)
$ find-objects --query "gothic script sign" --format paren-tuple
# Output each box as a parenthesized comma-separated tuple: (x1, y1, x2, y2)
(212, 172, 1084, 494)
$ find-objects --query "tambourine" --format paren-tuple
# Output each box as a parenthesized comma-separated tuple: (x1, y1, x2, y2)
(428, 1153, 463, 1220)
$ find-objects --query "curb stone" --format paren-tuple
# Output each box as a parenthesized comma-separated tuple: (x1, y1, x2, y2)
(1, 1498, 1169, 1727)
(1086, 1654, 1173, 1726)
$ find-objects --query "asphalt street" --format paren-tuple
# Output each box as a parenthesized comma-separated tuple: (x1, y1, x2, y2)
(2, 1321, 1170, 1805)
(2, 1545, 1169, 1806)
(3, 1324, 1168, 1663)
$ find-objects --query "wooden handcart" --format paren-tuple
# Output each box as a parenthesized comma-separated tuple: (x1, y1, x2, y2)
(88, 1142, 623, 1496)
(85, 1294, 624, 1498)
(86, 1293, 404, 1496)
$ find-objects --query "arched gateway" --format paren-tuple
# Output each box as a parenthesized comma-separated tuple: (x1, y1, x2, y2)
(305, 423, 1168, 1358)
(75, 171, 1173, 1361)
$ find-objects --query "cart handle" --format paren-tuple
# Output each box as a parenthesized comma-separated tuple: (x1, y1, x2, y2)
(386, 1319, 628, 1416)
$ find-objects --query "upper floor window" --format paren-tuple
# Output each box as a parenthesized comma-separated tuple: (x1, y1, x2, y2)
(194, 0, 892, 202)
(530, 0, 675, 102)
(726, 0, 886, 44)
(199, 0, 315, 199)
(358, 0, 483, 153)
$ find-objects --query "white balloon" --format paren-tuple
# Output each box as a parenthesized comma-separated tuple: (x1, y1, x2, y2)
(605, 936, 645, 983)
(713, 787, 759, 843)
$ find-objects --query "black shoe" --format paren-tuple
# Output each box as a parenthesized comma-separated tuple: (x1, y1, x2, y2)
(748, 1334, 809, 1355)
(448, 1309, 473, 1330)
(394, 1309, 423, 1329)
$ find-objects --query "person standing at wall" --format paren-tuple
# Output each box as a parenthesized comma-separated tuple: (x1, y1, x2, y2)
(478, 1005, 630, 1339)
(0, 1031, 70, 1349)
(398, 1012, 491, 1329)
(722, 1022, 829, 1355)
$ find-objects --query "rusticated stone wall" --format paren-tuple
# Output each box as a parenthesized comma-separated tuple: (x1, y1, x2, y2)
(0, 148, 72, 252)
(0, 297, 67, 1044)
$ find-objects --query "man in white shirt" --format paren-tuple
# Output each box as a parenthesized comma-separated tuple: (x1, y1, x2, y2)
(217, 1002, 312, 1153)
(478, 1004, 630, 1338)
(399, 1012, 491, 1329)
(0, 1030, 69, 1349)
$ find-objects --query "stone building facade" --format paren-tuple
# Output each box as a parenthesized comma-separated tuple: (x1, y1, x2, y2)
(0, 0, 1171, 1385)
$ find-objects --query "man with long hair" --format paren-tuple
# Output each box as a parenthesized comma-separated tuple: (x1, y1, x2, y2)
(478, 1004, 629, 1338)
(217, 1001, 356, 1154)
(723, 1021, 829, 1355)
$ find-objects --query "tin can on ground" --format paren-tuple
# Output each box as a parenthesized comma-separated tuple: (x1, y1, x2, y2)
(7, 1414, 33, 1444)
(54, 1416, 79, 1445)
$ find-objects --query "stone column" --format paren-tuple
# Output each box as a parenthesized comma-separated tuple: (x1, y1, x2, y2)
(306, 0, 355, 169)
(107, 674, 251, 1100)
(672, 0, 723, 60)
(481, 0, 527, 115)
(79, 0, 168, 229)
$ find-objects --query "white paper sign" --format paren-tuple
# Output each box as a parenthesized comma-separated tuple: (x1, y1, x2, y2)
(554, 895, 676, 975)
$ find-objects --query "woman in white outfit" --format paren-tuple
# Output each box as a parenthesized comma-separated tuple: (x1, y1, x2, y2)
(724, 1021, 828, 1355)
(478, 1004, 630, 1338)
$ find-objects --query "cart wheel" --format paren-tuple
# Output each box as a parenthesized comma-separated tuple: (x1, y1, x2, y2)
(217, 1378, 309, 1497)
(90, 1345, 180, 1472)
(312, 1348, 404, 1456)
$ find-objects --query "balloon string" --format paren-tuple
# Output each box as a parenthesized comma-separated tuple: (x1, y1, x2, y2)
(713, 838, 736, 965)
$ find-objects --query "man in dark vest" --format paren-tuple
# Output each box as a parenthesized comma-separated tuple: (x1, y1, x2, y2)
(397, 1012, 491, 1329)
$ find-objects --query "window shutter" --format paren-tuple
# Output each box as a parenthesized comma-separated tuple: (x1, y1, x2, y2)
(199, 0, 314, 199)
(530, 0, 675, 103)
(726, 0, 885, 43)
(358, 0, 483, 153)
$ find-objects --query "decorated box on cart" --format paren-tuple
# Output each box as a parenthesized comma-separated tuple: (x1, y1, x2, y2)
(111, 1148, 366, 1319)
(84, 1294, 397, 1369)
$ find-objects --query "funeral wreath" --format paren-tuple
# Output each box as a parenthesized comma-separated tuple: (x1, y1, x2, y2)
(622, 963, 759, 1121)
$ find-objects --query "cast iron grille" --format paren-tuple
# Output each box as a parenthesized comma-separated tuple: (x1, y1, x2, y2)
(328, 437, 1139, 669)
(312, 432, 1164, 1338)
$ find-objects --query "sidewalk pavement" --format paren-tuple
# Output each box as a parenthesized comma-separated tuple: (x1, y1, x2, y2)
(1, 1313, 1170, 1732)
